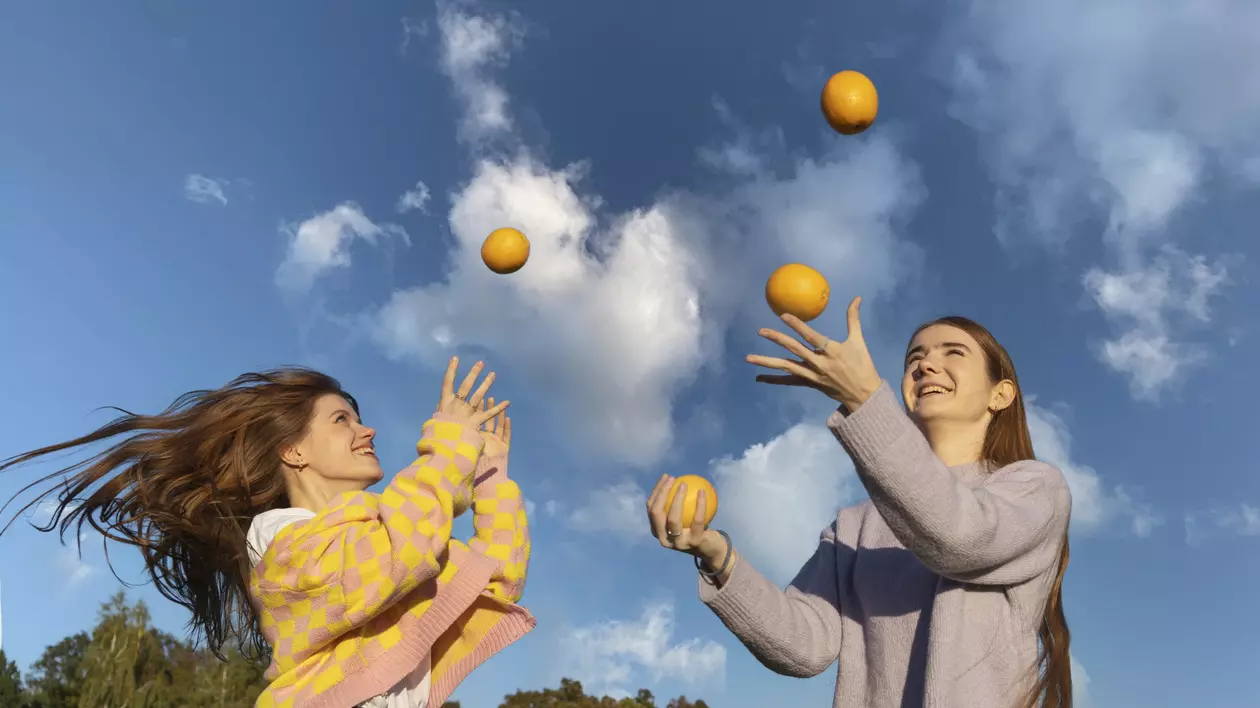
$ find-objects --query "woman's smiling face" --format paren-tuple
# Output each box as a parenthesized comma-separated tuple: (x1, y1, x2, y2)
(902, 323, 1001, 426)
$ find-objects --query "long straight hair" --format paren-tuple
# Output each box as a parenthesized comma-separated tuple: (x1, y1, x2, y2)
(912, 316, 1072, 708)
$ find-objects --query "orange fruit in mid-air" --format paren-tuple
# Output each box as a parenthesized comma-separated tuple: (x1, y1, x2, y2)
(765, 263, 830, 322)
(820, 70, 878, 135)
(481, 227, 530, 274)
(665, 474, 719, 529)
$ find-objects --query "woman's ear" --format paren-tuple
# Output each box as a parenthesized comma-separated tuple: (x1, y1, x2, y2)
(280, 442, 305, 470)
(989, 379, 1017, 413)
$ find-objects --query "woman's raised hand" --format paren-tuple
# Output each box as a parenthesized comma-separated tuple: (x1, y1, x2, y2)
(479, 396, 511, 457)
(747, 296, 883, 411)
(437, 357, 509, 426)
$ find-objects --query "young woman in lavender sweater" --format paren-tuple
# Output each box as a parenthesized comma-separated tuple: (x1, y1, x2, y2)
(647, 299, 1073, 708)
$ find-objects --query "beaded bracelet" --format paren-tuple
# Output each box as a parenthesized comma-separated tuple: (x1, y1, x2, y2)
(694, 529, 733, 578)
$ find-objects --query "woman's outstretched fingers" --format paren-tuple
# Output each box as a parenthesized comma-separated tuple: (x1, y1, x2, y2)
(502, 415, 511, 444)
(468, 370, 495, 406)
(759, 328, 815, 361)
(479, 399, 509, 424)
(441, 356, 459, 398)
(846, 296, 864, 341)
(456, 361, 484, 399)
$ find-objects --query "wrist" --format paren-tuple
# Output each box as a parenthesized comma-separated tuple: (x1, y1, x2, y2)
(837, 378, 881, 412)
(695, 531, 728, 566)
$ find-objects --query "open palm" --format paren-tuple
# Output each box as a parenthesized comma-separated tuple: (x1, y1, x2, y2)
(479, 397, 511, 457)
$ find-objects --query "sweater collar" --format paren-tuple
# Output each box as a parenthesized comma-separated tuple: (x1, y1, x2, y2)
(947, 460, 992, 486)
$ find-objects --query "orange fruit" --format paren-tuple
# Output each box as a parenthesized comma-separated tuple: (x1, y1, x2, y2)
(481, 227, 530, 274)
(665, 474, 718, 529)
(765, 263, 830, 322)
(820, 71, 878, 135)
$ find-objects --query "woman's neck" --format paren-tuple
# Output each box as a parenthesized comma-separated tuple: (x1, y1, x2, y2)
(284, 476, 365, 513)
(918, 420, 987, 467)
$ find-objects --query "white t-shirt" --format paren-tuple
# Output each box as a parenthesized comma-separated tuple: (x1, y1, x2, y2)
(247, 508, 432, 708)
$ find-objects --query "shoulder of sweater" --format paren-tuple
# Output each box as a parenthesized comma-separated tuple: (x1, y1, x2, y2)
(829, 499, 876, 539)
(988, 459, 1070, 492)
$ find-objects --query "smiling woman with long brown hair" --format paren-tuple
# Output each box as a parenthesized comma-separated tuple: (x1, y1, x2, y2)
(1, 356, 534, 708)
(648, 299, 1073, 708)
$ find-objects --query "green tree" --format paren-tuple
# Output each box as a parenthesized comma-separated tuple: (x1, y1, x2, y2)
(24, 632, 90, 708)
(497, 678, 706, 708)
(76, 591, 174, 708)
(0, 649, 24, 707)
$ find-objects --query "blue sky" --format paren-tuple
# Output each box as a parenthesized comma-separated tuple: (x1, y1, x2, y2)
(1, 1, 1258, 706)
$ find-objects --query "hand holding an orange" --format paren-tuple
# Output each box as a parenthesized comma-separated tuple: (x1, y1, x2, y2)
(646, 473, 726, 567)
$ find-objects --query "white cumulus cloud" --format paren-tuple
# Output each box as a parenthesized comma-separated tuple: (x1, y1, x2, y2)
(1026, 399, 1162, 537)
(1071, 653, 1094, 708)
(275, 202, 410, 295)
(945, 0, 1256, 397)
(370, 1, 924, 467)
(561, 600, 726, 698)
(708, 422, 863, 585)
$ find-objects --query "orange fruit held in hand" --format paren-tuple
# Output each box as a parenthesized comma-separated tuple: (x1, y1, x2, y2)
(481, 227, 531, 274)
(820, 70, 878, 135)
(665, 474, 719, 529)
(765, 263, 830, 322)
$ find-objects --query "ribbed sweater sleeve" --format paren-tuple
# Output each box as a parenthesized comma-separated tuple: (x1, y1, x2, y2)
(255, 413, 484, 647)
(458, 452, 530, 602)
(827, 382, 1072, 585)
(698, 520, 849, 678)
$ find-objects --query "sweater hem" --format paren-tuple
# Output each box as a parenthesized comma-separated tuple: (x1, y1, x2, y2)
(430, 601, 536, 705)
(296, 549, 496, 708)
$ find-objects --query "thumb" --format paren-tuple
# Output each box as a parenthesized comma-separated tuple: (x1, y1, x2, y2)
(846, 296, 864, 342)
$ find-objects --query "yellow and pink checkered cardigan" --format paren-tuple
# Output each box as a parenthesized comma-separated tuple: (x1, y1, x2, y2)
(247, 414, 534, 708)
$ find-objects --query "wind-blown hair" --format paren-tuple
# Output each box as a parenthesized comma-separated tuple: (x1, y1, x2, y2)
(0, 368, 357, 660)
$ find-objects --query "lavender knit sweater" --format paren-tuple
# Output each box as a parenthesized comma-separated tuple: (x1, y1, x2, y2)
(700, 382, 1072, 708)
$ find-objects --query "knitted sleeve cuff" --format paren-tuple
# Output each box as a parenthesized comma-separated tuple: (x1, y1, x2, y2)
(473, 454, 510, 493)
(825, 381, 915, 470)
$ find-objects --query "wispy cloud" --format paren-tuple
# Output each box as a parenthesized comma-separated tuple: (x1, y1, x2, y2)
(183, 174, 229, 206)
(1184, 503, 1260, 546)
(396, 180, 433, 214)
(275, 203, 410, 295)
(560, 600, 726, 698)
(945, 0, 1257, 398)
(26, 500, 94, 587)
(436, 0, 524, 144)
(1084, 246, 1232, 399)
(399, 16, 429, 54)
(561, 481, 647, 543)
